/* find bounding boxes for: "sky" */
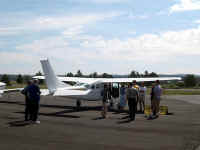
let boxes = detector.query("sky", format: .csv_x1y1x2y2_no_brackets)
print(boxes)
0,0,200,75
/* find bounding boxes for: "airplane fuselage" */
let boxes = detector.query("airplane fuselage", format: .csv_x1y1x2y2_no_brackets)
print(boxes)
53,84,103,101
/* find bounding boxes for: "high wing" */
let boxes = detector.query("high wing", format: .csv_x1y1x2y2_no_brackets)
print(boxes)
53,89,91,96
34,76,181,84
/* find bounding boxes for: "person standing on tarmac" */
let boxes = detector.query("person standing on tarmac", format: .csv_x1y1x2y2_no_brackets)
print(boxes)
27,79,41,124
138,82,146,113
101,84,109,118
107,83,113,107
119,84,126,110
21,80,32,121
126,83,139,121
150,83,155,111
152,80,162,117
132,80,139,112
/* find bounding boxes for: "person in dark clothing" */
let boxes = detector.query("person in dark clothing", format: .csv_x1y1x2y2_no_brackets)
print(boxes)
21,80,32,121
150,83,155,115
126,83,139,121
107,83,113,107
27,80,41,124
101,84,110,118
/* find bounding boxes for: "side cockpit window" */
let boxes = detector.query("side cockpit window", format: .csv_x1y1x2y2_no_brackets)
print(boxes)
96,84,101,89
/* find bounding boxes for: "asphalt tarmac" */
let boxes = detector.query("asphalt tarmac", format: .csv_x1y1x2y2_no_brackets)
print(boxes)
0,93,200,150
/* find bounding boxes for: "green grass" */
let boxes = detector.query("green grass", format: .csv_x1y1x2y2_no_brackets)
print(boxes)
146,88,200,95
162,90,200,95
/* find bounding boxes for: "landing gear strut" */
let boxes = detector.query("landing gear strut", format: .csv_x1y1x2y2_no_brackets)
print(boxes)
76,100,81,111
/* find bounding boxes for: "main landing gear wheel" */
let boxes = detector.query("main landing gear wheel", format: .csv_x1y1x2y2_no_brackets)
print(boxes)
76,100,81,111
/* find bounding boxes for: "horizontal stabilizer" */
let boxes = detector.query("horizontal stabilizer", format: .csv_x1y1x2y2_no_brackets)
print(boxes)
40,89,50,96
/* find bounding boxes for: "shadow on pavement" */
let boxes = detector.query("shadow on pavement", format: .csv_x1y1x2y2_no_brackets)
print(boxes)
15,111,81,119
92,117,105,120
8,120,30,127
117,119,133,124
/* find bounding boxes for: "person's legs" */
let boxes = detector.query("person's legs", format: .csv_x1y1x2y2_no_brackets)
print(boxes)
138,96,142,112
135,99,138,112
128,100,132,119
129,99,135,120
152,99,156,116
142,96,145,113
132,98,136,120
25,99,29,121
155,100,160,115
102,101,107,118
32,101,39,121
29,101,34,121
150,97,153,110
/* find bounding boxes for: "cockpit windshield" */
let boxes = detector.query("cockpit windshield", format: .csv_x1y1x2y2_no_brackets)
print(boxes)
74,82,90,88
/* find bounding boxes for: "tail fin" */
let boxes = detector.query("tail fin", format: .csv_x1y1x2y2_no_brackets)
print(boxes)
40,59,70,94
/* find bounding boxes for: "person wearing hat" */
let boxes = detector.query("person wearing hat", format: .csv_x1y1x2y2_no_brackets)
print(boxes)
126,83,139,121
27,79,41,124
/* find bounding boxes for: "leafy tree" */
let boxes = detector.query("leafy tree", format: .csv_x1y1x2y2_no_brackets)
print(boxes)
89,72,98,78
35,71,42,76
184,74,196,87
1,74,10,85
149,72,158,77
129,70,137,78
35,71,44,84
144,70,149,77
16,74,23,84
75,70,83,77
136,72,140,77
66,72,74,77
101,73,112,78
176,81,185,88
23,75,32,83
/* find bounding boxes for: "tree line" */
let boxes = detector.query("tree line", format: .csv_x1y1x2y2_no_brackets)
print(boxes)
0,70,199,88
66,70,159,78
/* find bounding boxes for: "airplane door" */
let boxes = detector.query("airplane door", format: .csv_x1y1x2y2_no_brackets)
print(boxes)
84,83,103,101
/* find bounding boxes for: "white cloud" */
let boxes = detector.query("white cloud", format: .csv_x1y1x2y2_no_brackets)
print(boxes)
0,12,123,37
170,0,200,13
62,25,84,38
16,36,69,55
13,25,200,74
128,11,149,20
194,19,200,23
0,27,24,36
129,31,136,35
79,26,200,63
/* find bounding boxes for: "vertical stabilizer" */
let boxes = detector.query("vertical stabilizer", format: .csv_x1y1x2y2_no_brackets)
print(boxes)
40,59,69,94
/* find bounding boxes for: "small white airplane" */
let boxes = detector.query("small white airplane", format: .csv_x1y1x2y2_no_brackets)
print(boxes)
34,59,181,109
0,82,23,97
